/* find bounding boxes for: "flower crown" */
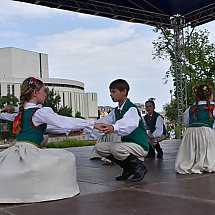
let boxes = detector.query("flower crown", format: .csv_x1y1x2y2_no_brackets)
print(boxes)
192,85,212,93
192,86,198,93
28,77,38,87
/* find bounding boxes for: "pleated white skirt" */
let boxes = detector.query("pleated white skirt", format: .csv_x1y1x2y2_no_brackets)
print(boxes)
0,142,80,203
175,127,215,174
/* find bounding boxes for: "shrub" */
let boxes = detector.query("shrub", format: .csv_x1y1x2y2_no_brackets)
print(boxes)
45,139,96,148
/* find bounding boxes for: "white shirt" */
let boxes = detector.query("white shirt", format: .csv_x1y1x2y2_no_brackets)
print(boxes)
84,100,141,138
0,103,95,135
183,101,215,128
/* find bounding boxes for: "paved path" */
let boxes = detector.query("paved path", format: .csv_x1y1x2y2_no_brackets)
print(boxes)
1,140,215,215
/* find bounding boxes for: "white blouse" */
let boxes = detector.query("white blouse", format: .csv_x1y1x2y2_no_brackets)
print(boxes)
0,102,95,135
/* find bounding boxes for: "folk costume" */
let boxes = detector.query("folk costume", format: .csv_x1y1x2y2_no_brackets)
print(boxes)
175,101,215,174
143,111,166,159
0,102,95,203
86,99,149,182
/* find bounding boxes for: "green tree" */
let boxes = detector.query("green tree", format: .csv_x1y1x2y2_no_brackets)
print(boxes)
0,94,19,108
0,94,18,140
58,106,73,117
43,88,61,112
153,29,215,122
75,111,85,119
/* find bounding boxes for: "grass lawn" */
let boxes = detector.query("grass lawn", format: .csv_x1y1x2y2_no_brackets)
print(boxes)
46,139,96,148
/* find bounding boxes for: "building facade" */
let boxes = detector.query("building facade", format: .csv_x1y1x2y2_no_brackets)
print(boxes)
0,47,98,119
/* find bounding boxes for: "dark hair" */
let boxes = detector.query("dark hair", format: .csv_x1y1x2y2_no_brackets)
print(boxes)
192,84,213,120
145,100,155,108
109,79,130,96
13,77,44,134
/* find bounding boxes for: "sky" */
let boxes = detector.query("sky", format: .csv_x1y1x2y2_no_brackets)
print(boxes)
0,0,215,111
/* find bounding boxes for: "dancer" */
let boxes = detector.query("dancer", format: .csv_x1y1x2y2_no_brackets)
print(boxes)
175,84,215,174
86,79,149,182
143,100,166,159
0,77,104,203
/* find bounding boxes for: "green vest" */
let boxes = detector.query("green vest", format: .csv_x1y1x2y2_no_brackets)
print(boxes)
16,108,47,146
115,99,149,151
189,104,214,128
144,111,166,135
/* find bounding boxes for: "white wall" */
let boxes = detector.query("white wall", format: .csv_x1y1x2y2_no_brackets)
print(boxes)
0,47,98,119
0,47,49,79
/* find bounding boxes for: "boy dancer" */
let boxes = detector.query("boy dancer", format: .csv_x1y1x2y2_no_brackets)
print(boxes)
86,79,149,182
143,100,166,159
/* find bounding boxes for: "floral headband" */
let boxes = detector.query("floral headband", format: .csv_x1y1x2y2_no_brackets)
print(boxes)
28,77,38,87
192,86,198,93
192,85,212,93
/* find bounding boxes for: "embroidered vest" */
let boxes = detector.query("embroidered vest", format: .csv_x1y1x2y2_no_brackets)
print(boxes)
144,112,166,135
16,108,47,146
115,99,149,151
189,104,214,128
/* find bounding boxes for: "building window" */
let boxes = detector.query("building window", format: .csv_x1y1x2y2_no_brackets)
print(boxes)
63,92,65,107
12,85,15,95
7,84,10,94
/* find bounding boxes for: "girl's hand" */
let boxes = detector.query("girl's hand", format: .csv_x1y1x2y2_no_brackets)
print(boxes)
1,105,15,112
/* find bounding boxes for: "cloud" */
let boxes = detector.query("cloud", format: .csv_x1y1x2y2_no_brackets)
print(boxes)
0,0,54,25
32,23,170,110
2,1,213,111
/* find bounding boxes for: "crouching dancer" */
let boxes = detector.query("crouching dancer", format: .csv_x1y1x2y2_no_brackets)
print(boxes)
86,79,149,182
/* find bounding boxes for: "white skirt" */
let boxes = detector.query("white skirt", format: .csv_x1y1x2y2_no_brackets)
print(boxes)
175,127,215,174
0,142,80,203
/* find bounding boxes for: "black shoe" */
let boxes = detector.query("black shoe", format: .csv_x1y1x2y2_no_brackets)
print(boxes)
90,157,102,160
145,153,155,158
145,144,155,158
115,168,134,181
154,143,163,159
156,148,163,159
130,161,148,182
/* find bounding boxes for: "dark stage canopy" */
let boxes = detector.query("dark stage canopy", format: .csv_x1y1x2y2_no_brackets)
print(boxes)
13,0,215,28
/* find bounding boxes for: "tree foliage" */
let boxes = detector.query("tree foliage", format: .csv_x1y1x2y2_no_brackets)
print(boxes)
58,106,73,116
75,111,85,119
0,94,19,108
153,28,215,123
43,88,61,112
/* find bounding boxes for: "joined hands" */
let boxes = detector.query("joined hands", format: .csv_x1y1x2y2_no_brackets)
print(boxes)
94,122,114,134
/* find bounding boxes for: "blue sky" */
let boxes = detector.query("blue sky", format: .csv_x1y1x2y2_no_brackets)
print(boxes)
1,0,215,111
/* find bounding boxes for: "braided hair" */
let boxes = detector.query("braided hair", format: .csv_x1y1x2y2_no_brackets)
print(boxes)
192,84,213,120
13,77,44,134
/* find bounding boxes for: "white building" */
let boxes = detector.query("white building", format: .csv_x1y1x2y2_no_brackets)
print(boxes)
0,47,98,119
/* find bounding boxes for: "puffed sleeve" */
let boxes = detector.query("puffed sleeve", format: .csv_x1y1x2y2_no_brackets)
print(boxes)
0,112,17,122
32,107,94,131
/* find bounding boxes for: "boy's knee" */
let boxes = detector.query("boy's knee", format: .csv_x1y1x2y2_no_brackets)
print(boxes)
94,142,102,151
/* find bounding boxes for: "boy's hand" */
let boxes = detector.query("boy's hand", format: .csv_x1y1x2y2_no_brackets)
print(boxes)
147,132,154,143
100,125,114,134
94,122,108,131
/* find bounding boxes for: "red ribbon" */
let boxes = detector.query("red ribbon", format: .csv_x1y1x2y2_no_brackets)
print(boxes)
13,114,21,134
191,106,198,113
204,105,215,111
